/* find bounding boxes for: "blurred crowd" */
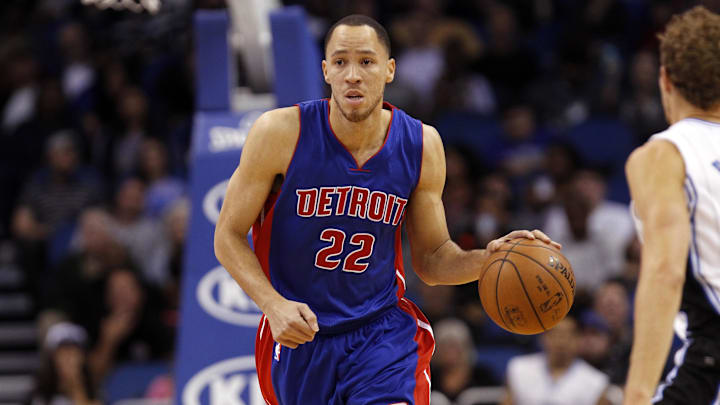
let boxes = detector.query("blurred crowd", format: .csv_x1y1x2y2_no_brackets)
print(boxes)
0,0,712,404
0,0,193,403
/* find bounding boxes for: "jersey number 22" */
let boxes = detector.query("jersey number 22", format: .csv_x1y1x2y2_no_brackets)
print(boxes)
315,228,375,273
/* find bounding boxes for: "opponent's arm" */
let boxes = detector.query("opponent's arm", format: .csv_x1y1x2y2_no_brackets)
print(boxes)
623,140,689,405
406,125,559,286
214,107,318,348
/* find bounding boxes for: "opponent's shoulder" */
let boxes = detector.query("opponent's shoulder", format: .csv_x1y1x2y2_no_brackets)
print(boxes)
626,138,683,177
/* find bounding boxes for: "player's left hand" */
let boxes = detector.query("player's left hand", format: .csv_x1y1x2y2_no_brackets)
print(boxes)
486,229,562,253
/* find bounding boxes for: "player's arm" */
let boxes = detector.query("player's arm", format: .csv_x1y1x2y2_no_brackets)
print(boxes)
214,107,318,348
406,125,559,286
623,140,690,405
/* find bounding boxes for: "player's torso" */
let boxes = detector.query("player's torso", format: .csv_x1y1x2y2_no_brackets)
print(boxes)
635,118,720,336
258,99,423,333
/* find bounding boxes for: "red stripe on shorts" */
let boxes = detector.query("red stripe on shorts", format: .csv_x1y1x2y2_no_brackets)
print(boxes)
255,315,279,405
397,298,435,405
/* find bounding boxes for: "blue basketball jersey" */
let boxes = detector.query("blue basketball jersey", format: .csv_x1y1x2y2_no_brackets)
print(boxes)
252,99,423,334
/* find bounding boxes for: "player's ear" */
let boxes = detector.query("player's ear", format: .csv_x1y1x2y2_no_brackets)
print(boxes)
659,66,673,94
385,58,395,84
322,60,331,84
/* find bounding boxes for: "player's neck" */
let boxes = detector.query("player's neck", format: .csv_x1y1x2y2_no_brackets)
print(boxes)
669,97,720,125
329,98,390,154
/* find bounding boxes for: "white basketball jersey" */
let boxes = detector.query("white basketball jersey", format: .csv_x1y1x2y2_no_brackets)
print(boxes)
634,118,720,335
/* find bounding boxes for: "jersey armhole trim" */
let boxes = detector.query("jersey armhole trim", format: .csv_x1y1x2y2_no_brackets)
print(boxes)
283,104,303,177
414,121,425,192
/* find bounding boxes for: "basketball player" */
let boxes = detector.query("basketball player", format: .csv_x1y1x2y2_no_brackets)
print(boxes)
214,15,559,404
623,6,720,405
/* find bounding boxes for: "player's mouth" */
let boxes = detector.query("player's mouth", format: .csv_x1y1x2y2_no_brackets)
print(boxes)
344,90,364,106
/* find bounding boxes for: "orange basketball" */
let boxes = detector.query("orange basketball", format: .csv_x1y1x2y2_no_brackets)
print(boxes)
478,238,575,335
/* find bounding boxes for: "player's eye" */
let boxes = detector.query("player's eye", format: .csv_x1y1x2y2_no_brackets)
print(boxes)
335,59,344,66
362,59,373,65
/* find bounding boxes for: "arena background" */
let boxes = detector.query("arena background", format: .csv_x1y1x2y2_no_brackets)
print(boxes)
0,0,718,404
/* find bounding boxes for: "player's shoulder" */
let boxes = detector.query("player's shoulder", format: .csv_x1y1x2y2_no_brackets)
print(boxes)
415,123,446,188
420,123,444,155
626,137,683,176
252,106,300,139
634,118,707,160
242,106,300,172
247,106,300,151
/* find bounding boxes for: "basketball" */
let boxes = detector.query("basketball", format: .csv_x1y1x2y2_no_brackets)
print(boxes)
478,238,575,335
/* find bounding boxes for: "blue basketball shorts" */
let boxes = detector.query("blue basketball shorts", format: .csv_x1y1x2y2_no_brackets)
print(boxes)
255,298,435,405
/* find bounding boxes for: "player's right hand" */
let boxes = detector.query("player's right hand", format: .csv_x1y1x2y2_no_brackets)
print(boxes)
265,299,319,349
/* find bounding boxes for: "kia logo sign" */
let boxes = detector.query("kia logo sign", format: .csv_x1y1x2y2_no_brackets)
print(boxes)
197,266,262,326
203,180,229,224
182,356,264,405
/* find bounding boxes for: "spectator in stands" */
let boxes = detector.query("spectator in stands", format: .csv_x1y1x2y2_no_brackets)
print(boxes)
159,197,189,311
109,177,169,286
11,131,102,287
94,60,130,132
543,169,634,294
619,50,666,144
88,267,174,383
592,278,632,385
29,322,100,405
112,87,149,180
431,318,497,404
12,131,101,241
138,138,185,219
543,142,581,191
473,174,512,247
58,22,96,106
5,77,73,195
578,310,613,375
417,282,456,323
619,236,641,292
390,0,482,119
442,149,475,247
1,41,39,134
502,314,612,405
432,37,496,118
510,174,555,231
475,4,539,105
495,104,550,178
43,208,130,333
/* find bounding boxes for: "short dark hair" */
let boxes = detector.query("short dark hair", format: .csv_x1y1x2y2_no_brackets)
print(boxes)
659,6,720,110
324,14,391,56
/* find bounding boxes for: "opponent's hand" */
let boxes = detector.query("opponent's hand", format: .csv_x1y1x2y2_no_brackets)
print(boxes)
265,299,319,349
486,229,562,253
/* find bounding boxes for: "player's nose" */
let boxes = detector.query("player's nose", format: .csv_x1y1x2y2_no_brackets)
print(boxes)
344,63,361,83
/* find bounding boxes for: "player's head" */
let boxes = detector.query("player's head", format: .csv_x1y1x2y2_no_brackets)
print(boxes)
658,6,720,123
322,15,395,123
